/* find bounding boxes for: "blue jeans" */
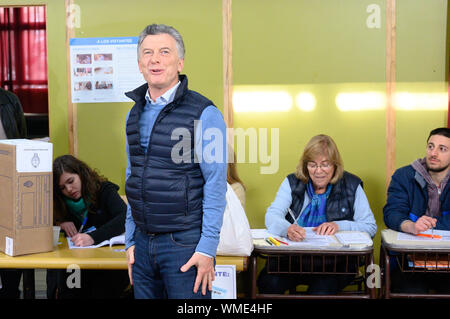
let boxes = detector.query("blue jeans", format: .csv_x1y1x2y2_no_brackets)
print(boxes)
133,227,212,299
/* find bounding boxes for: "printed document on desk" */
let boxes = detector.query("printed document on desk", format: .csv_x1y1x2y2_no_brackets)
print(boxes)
67,233,125,249
279,228,337,247
251,229,269,239
397,229,450,242
252,228,337,246
335,232,373,245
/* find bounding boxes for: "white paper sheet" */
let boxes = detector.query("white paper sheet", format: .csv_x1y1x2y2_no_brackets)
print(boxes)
275,228,337,247
67,234,125,249
397,229,450,242
252,227,338,247
69,37,144,103
335,232,373,245
250,229,269,239
0,139,52,172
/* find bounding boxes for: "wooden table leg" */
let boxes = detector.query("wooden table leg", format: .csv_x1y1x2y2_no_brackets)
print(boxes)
382,246,391,299
250,254,257,299
368,252,376,299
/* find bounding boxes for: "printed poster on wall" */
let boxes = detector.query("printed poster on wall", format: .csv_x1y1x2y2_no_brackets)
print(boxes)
69,37,144,103
212,265,236,299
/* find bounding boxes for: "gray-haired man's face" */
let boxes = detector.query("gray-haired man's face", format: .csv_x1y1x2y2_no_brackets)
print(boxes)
138,33,184,98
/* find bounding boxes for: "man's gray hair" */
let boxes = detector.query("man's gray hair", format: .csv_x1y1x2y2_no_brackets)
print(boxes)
137,24,185,59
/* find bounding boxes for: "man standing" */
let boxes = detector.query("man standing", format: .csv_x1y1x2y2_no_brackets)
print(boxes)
383,127,450,293
124,24,227,299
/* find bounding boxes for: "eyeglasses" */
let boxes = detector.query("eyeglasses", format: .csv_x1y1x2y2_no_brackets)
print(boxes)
307,162,333,171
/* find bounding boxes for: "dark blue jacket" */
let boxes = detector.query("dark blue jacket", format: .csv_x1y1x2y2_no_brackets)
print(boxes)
125,75,214,233
383,165,450,231
286,171,362,224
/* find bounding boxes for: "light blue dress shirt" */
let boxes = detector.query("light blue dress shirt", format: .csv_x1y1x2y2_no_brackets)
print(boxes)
265,177,377,238
124,82,227,258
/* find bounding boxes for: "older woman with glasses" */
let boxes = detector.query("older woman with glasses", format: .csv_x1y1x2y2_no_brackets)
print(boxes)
257,134,377,295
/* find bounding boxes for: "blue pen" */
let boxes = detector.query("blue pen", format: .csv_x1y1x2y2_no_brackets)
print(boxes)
78,212,88,233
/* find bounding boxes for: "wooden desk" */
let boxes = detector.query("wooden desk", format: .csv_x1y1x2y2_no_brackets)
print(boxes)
0,236,248,298
250,233,376,299
380,229,450,299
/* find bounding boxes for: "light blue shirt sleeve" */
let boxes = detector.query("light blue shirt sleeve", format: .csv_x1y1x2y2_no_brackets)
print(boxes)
265,180,377,238
265,177,293,237
194,105,227,257
124,111,136,250
334,185,378,238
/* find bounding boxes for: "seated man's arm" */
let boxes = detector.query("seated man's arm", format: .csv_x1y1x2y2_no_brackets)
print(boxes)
383,170,415,232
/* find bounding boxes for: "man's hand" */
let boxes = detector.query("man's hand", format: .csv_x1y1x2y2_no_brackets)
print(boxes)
180,252,214,295
414,216,437,234
71,233,94,247
287,224,306,241
314,222,339,236
126,245,135,285
401,216,437,235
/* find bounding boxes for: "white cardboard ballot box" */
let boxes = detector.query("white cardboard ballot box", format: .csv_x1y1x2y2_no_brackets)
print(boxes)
0,139,53,256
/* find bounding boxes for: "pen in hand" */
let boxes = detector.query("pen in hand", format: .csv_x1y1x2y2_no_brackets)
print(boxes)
431,217,437,238
78,213,88,233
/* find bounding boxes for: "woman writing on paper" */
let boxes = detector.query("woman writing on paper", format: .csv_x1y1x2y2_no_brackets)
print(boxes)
257,134,377,295
54,155,126,247
47,155,129,298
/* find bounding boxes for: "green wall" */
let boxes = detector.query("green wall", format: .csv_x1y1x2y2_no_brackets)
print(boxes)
68,0,224,189
396,0,448,166
2,0,223,188
2,0,448,265
232,0,448,261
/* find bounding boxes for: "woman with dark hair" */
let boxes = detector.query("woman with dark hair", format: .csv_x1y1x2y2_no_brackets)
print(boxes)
257,134,377,295
47,155,129,298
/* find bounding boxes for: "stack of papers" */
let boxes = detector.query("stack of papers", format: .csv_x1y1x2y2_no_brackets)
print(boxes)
397,229,450,242
288,227,337,246
250,229,269,239
67,233,125,249
251,228,337,247
335,232,373,246
251,228,373,247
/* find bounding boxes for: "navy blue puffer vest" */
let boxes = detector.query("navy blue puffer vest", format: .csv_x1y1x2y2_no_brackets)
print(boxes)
286,171,362,224
125,75,214,233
